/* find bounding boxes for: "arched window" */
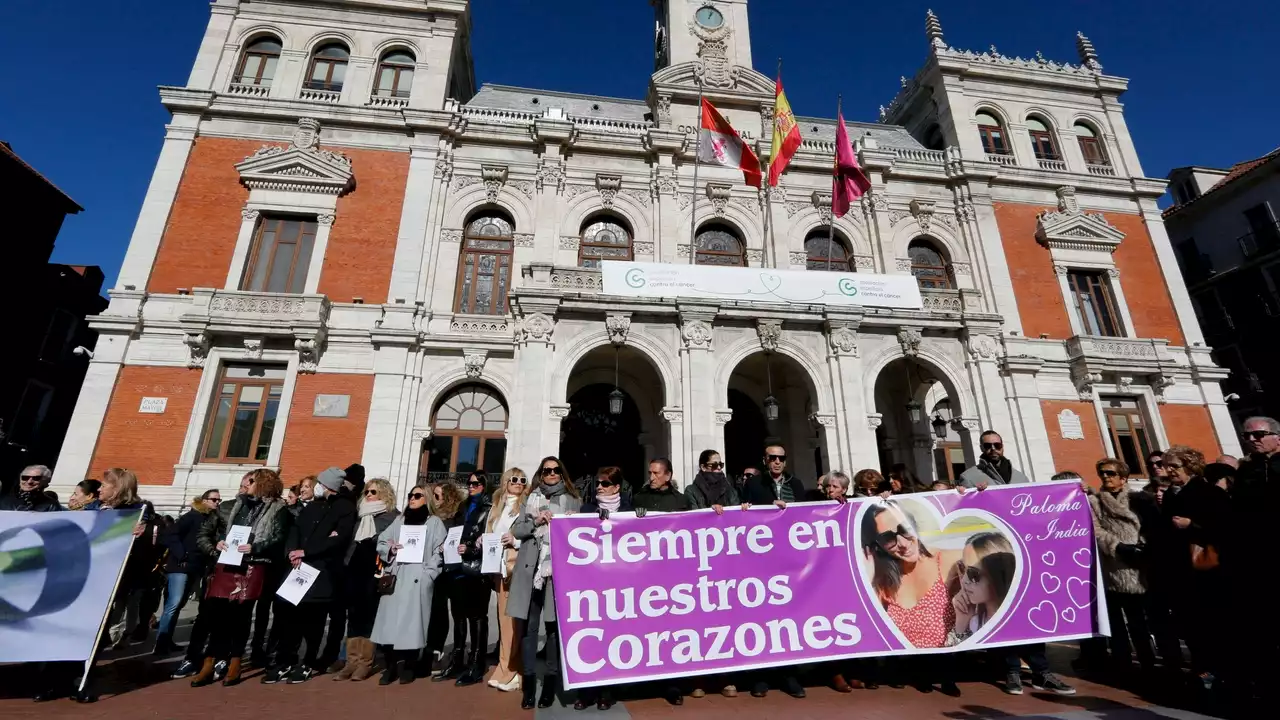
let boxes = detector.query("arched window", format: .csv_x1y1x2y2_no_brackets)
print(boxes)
233,36,281,87
923,124,945,151
578,216,633,268
374,50,415,98
1074,122,1108,166
423,384,508,483
804,230,852,271
695,223,745,266
305,43,349,92
455,212,514,315
1026,117,1060,161
908,238,952,289
975,112,1010,156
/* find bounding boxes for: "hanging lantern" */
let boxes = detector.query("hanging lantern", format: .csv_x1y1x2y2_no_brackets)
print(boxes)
763,394,780,421
608,388,625,416
931,413,948,439
906,400,923,424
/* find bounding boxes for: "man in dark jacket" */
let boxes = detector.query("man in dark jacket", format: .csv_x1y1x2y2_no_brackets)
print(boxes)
743,444,805,508
1229,417,1279,693
633,458,691,513
0,465,61,511
268,466,355,684
153,489,220,654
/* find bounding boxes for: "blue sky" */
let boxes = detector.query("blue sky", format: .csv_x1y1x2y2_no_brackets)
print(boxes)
1,0,1275,288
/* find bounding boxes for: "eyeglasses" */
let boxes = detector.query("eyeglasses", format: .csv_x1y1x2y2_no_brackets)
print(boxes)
364,489,379,496
875,524,914,548
1242,430,1278,441
540,467,562,477
1148,459,1164,467
766,454,786,462
1098,470,1120,478
961,564,985,584
208,497,222,504
981,442,1003,450
597,480,618,488
1165,462,1184,470
408,492,426,500
468,480,485,487
508,476,528,485
742,471,759,478
703,462,724,470
20,475,43,482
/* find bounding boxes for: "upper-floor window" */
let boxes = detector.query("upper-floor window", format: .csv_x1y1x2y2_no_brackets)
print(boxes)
923,124,945,151
695,223,745,266
1074,122,1108,166
1101,397,1152,480
975,112,1010,156
39,309,78,363
234,36,282,87
374,50,415,98
456,212,514,315
1243,203,1280,253
201,365,286,464
804,230,852,271
242,215,318,294
1026,117,1060,161
578,216,633,268
305,43,349,92
1067,269,1122,336
908,238,952,289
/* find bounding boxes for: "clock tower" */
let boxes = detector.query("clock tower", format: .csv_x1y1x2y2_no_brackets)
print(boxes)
654,0,754,75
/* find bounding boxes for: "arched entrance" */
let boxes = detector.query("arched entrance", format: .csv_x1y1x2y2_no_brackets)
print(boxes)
420,383,508,485
873,357,973,483
558,344,666,492
726,352,826,486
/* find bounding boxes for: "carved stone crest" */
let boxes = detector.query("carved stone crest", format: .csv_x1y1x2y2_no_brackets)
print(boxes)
464,350,488,379
183,332,210,369
243,337,264,361
689,20,739,89
518,312,554,343
596,174,622,209
756,319,782,353
897,327,923,357
828,326,859,356
605,314,631,346
481,165,508,203
681,319,713,349
966,332,999,361
295,338,321,373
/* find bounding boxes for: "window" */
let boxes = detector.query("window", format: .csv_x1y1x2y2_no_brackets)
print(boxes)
1102,397,1152,480
456,212,514,315
305,43,349,92
374,50,415,98
578,216,633,268
10,380,54,447
39,309,78,363
1243,203,1280,251
242,215,318,294
1067,269,1122,336
1074,122,1108,166
233,36,281,86
422,384,508,483
908,238,952,289
975,112,1010,155
201,365,286,464
1026,117,1059,161
804,231,852,271
694,224,745,266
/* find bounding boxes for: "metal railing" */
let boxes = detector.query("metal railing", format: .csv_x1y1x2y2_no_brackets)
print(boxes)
1238,222,1280,259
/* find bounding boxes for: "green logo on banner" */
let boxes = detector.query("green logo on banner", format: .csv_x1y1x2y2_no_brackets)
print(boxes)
838,278,858,297
625,268,646,288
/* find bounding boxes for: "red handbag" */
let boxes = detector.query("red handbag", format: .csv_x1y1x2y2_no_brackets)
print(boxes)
206,563,267,603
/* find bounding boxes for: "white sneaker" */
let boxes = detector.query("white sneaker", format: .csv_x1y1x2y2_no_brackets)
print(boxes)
494,675,521,692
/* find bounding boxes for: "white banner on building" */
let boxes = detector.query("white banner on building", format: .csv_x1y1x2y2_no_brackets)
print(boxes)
0,510,138,662
601,261,923,310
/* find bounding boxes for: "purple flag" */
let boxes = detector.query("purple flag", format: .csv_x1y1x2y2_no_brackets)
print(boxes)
833,110,871,217
551,482,1105,689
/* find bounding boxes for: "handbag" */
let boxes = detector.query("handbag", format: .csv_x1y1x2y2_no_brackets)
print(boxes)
1190,543,1219,571
375,557,397,595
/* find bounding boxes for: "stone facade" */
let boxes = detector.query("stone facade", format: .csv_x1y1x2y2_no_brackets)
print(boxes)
51,1,1238,511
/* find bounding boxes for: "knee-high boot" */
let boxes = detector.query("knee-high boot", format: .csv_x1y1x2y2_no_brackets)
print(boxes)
433,616,467,681
456,617,486,686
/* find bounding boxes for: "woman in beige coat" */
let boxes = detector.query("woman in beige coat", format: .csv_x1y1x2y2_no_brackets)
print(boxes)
1087,458,1156,672
485,467,531,692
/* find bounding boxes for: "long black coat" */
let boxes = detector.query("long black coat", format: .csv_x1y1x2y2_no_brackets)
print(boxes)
453,494,492,566
163,499,217,574
285,495,356,603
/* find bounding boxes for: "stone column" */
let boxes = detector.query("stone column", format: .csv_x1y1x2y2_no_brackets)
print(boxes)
663,408,687,490
186,0,237,90
113,115,200,292
386,138,443,302
509,302,560,471
678,306,718,472
824,316,876,473
1002,354,1056,482
360,306,420,489
962,328,1035,473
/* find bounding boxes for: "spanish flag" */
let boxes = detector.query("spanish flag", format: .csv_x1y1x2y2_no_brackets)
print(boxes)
767,77,802,186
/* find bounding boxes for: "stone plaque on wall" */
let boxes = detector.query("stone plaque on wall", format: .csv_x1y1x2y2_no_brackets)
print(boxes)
1057,409,1084,440
139,397,168,414
314,394,350,418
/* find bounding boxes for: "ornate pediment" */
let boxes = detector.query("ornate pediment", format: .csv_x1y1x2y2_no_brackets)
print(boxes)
236,118,354,195
1036,186,1124,252
650,61,773,98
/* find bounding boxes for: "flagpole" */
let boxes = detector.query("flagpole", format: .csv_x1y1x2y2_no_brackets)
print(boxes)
826,94,842,273
766,57,781,270
689,76,704,265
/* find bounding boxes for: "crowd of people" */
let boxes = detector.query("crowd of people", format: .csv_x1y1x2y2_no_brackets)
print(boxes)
2,415,1273,712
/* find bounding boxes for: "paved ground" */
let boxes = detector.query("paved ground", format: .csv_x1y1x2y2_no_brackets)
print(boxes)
0,602,1233,720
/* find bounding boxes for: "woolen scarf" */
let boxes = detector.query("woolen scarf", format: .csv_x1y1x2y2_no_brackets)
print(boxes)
693,471,732,505
402,504,430,526
596,492,622,513
354,500,387,543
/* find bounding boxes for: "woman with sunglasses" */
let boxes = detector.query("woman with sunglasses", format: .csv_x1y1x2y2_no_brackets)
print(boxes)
486,468,532,692
572,466,633,710
686,449,739,513
950,531,1015,644
510,456,581,710
425,483,464,677
445,471,494,686
331,479,400,681
371,483,448,685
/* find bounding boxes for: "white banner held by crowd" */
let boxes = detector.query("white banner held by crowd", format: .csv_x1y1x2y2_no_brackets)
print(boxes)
601,261,923,310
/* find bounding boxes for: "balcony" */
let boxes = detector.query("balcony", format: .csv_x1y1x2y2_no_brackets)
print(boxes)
227,82,270,98
181,289,330,336
1086,163,1116,177
299,87,341,104
367,93,409,109
985,152,1016,166
1037,158,1067,172
1065,334,1175,373
1238,222,1280,259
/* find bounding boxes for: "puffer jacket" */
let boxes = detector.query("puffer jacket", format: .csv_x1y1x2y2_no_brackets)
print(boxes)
1088,489,1146,595
163,498,217,574
197,494,290,564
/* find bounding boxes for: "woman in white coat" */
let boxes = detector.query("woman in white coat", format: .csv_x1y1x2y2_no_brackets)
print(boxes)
371,484,447,685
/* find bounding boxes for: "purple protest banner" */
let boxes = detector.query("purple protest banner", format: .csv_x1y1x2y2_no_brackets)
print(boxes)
550,481,1107,689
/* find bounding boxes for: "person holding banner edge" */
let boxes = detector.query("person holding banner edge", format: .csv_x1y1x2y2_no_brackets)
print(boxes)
573,466,634,710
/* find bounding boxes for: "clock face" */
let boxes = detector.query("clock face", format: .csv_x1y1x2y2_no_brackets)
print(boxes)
695,5,724,29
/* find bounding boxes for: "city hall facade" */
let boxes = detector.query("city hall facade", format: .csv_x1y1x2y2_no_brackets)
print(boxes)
53,0,1239,509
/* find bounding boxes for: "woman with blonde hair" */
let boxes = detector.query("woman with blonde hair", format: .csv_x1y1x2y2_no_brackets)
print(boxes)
191,468,289,687
486,468,531,691
951,531,1016,643
98,468,158,648
426,481,465,675
333,478,400,681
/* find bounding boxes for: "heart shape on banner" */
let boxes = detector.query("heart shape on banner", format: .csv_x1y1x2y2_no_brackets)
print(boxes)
1066,576,1095,609
1061,606,1077,623
1026,600,1059,634
853,497,1022,650
1040,571,1061,594
1041,551,1056,567
1072,548,1092,568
